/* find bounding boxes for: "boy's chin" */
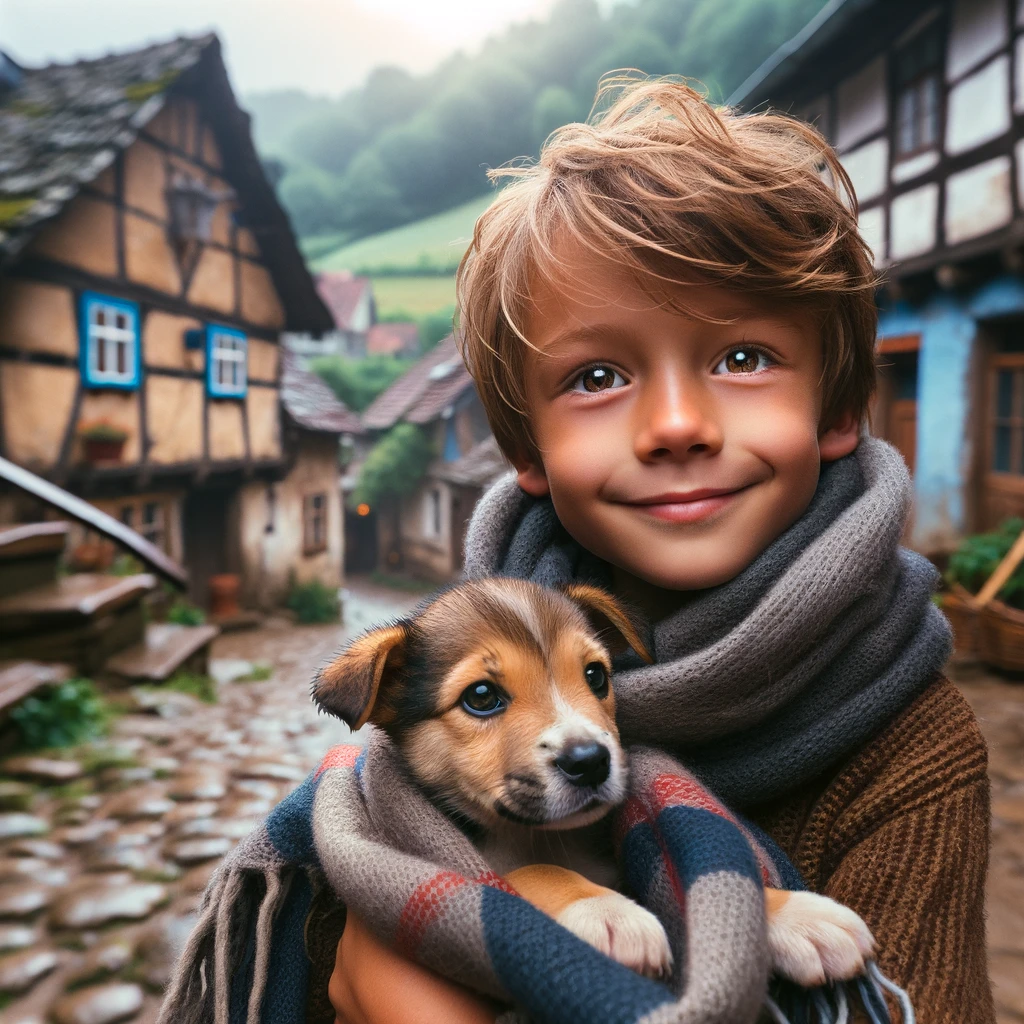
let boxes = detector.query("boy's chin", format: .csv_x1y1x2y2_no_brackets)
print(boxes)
609,544,760,592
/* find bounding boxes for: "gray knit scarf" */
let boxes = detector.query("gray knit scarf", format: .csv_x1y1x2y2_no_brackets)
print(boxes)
463,437,951,808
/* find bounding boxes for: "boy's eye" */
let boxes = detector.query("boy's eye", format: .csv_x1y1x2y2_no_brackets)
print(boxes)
713,348,773,375
572,365,627,393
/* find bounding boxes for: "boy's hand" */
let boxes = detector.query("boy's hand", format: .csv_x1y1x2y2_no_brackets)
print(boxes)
328,911,500,1024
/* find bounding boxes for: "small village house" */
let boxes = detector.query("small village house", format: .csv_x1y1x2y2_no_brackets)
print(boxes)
285,270,375,359
355,334,505,580
0,35,355,610
731,0,1024,553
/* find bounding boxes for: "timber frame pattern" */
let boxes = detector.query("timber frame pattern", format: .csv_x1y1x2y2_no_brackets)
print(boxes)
0,35,333,500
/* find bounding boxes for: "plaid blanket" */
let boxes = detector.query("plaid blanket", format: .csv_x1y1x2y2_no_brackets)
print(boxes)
158,733,908,1024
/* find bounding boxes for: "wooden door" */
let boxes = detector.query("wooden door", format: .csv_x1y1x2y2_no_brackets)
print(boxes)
888,398,917,476
979,353,1024,529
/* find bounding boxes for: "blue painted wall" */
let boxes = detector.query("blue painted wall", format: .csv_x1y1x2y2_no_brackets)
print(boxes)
878,275,1024,549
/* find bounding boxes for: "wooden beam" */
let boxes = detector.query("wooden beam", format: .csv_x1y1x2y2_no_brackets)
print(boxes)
53,381,84,486
877,334,921,355
114,152,126,280
0,454,188,588
8,258,282,341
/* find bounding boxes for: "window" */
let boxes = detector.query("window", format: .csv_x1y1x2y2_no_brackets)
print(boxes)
303,493,328,555
894,24,942,158
80,293,140,389
989,356,1024,475
206,324,247,397
117,497,169,551
423,487,442,539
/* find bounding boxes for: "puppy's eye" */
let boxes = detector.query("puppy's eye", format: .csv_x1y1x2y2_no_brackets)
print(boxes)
461,681,506,717
584,662,609,698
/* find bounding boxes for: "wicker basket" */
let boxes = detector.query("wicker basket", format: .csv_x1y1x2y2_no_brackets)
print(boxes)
978,598,1024,673
940,584,979,657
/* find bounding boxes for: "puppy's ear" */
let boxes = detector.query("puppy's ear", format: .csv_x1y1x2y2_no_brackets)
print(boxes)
561,584,653,664
312,621,410,730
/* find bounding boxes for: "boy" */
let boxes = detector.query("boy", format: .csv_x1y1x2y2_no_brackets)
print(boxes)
332,78,993,1023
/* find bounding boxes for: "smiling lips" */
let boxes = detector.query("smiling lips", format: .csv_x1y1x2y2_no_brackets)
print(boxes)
624,486,747,524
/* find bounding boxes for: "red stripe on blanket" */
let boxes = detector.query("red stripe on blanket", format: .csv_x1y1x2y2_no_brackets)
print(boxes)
651,774,776,886
313,744,361,779
475,870,518,896
395,870,469,956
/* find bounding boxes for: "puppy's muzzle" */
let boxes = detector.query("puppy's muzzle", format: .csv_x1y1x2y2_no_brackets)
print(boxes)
555,741,611,788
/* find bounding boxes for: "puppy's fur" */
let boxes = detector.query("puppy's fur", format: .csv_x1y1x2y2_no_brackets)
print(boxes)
314,578,873,985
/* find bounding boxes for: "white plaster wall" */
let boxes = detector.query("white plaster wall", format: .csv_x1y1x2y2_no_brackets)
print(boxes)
1015,138,1024,207
351,291,373,333
858,206,886,265
948,0,1009,81
945,155,1012,244
892,150,940,184
835,57,887,151
890,183,939,259
946,55,1011,154
1015,35,1024,111
842,138,888,202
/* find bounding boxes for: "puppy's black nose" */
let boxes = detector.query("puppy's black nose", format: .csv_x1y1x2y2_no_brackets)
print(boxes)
555,742,610,787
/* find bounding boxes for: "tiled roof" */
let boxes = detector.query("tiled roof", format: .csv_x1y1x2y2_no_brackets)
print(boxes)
0,35,333,332
281,351,362,434
316,272,371,332
435,436,509,488
0,36,210,260
366,321,420,356
361,334,475,430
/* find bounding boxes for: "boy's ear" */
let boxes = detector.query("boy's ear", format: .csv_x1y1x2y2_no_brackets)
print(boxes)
311,621,410,730
513,457,550,498
819,411,860,462
561,583,654,664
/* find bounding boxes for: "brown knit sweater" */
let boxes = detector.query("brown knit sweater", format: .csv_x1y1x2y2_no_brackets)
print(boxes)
751,675,994,1023
306,676,994,1023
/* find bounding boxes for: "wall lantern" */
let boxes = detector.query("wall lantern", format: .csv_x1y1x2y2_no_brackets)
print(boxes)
167,174,234,244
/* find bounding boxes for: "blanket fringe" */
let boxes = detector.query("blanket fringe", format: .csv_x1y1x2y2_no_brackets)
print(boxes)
246,869,291,1024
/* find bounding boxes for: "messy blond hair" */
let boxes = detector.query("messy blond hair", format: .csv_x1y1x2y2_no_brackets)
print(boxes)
456,76,878,464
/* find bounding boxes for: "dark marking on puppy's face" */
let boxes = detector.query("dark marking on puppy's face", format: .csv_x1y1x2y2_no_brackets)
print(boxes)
312,578,652,832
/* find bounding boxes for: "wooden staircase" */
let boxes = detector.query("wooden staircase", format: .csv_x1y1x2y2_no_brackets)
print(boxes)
0,521,218,717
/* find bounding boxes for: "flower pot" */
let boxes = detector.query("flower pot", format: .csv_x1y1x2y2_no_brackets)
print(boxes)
209,573,241,620
940,583,978,657
978,598,1024,673
82,437,125,464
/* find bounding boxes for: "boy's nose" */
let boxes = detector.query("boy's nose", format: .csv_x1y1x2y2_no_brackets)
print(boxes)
555,742,611,787
634,379,723,461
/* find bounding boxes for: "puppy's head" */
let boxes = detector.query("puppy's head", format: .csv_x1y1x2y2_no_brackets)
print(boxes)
312,578,651,832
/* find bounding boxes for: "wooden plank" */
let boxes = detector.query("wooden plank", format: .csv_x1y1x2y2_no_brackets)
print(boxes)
974,527,1024,608
0,573,155,622
105,622,219,681
0,661,72,714
0,454,187,587
877,333,921,355
0,523,69,560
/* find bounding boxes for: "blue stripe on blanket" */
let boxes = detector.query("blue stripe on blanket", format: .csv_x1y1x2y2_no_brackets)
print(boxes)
655,804,761,887
261,869,314,1024
481,885,674,1024
266,772,323,866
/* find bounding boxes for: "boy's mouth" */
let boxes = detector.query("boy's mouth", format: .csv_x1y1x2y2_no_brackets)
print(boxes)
624,485,749,524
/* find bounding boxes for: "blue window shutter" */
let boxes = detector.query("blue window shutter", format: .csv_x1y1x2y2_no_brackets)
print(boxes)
205,324,248,398
78,292,141,390
442,419,460,461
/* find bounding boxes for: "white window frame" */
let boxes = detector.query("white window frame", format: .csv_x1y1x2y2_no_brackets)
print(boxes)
206,324,248,398
80,293,139,389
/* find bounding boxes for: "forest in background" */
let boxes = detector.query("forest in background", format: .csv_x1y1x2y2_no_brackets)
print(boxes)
245,0,828,243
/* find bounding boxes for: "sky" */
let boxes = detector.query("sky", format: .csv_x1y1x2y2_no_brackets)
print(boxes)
1,0,563,98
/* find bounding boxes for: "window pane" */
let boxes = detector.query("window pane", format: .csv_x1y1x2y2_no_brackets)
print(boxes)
143,502,158,525
921,76,939,147
897,90,916,154
120,506,134,527
95,308,106,327
116,340,127,375
116,314,126,331
96,338,107,372
998,370,1014,417
995,424,1012,471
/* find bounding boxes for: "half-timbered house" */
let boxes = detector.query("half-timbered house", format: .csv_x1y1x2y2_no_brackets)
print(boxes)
731,0,1024,553
0,35,349,608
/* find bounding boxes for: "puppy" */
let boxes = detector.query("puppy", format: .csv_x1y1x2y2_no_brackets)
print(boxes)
312,577,873,985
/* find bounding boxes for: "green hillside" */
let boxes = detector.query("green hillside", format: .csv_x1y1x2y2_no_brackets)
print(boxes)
311,194,493,275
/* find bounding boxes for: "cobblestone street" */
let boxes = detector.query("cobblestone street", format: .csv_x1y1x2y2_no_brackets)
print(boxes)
0,579,422,1024
0,581,1022,1023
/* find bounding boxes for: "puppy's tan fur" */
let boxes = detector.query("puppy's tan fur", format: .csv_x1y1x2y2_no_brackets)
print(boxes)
314,578,874,984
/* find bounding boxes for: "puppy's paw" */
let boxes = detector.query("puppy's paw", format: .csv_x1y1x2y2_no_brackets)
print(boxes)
557,892,673,979
767,891,874,987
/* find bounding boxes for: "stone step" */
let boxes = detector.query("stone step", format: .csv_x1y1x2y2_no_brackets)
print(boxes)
104,623,220,683
0,661,73,718
0,523,69,601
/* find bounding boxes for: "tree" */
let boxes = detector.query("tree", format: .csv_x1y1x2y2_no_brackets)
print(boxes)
310,354,411,412
290,107,368,178
277,163,342,237
532,86,581,146
350,424,434,509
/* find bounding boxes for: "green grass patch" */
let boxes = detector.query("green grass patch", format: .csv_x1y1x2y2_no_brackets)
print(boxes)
10,679,108,750
312,194,492,276
0,197,34,226
369,275,456,318
235,663,274,683
78,744,137,775
167,599,206,626
162,672,218,704
287,579,341,624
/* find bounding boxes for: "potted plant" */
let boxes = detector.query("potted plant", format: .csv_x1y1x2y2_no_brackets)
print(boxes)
78,419,129,464
946,518,1024,668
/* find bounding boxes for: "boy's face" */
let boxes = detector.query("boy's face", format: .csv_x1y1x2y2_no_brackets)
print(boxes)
514,250,860,591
